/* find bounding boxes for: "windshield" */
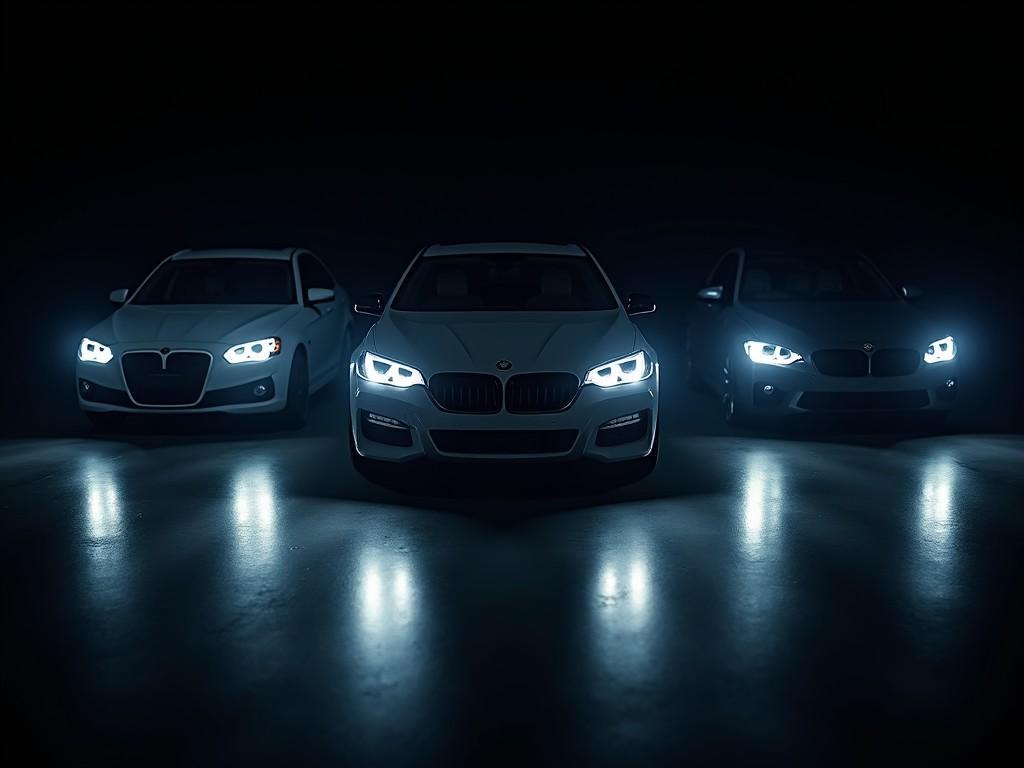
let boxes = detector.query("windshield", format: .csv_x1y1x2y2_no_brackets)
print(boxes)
739,253,899,301
132,259,296,305
391,254,618,311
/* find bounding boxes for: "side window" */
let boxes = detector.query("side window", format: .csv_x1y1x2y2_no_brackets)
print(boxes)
298,253,335,301
707,251,739,302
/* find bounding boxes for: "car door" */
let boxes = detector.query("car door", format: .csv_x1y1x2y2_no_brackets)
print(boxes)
691,249,740,389
297,251,343,386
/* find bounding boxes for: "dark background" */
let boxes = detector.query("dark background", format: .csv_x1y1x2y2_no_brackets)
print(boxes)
3,3,1022,434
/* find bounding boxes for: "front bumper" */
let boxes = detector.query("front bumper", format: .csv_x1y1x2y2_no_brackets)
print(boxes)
733,357,960,415
77,344,290,415
350,366,659,462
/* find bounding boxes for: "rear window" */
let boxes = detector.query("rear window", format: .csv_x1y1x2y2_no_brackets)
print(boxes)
391,254,618,311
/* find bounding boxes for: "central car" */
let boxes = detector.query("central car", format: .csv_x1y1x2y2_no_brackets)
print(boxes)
349,243,659,470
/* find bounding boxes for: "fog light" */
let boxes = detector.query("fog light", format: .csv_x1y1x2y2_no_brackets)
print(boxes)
596,410,650,447
762,384,775,395
81,381,91,392
600,412,641,430
253,383,268,397
367,412,407,428
361,410,413,447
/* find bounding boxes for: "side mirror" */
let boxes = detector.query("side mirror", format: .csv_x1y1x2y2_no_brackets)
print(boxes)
109,288,129,304
625,293,656,316
697,285,723,302
901,285,924,300
307,287,335,304
354,292,385,316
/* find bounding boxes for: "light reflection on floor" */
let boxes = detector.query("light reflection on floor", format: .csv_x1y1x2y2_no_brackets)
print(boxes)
229,460,280,576
913,453,961,605
339,541,426,728
9,433,1015,761
76,454,132,626
591,529,658,688
731,449,788,663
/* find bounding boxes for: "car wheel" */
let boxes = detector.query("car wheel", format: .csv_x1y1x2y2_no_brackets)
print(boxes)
85,411,126,432
280,348,309,429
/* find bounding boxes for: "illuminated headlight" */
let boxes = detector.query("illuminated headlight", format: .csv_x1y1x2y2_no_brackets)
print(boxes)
223,337,281,364
743,340,803,366
924,336,956,364
357,351,425,388
584,351,653,388
78,337,113,364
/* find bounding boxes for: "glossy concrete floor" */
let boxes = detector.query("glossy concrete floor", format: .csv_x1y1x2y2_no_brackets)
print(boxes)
3,389,1023,764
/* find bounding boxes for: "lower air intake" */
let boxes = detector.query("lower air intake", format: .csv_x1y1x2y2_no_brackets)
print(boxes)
430,429,578,455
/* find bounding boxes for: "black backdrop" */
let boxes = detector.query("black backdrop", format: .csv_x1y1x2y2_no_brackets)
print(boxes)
4,4,1022,434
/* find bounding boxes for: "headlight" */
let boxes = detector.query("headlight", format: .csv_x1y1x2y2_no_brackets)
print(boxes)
357,351,425,388
583,350,653,388
78,337,113,364
924,336,956,364
223,337,281,364
743,340,803,366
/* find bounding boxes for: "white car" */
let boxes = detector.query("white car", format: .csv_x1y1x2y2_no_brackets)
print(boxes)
349,242,660,470
687,245,960,424
76,248,352,429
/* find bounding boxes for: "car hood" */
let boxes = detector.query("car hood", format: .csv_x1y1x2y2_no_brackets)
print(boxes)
369,310,639,376
90,304,301,345
735,300,944,351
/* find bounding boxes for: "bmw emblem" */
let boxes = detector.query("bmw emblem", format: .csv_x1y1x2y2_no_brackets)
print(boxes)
862,343,874,352
160,347,171,354
496,359,512,371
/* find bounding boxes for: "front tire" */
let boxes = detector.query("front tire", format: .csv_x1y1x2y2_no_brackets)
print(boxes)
280,349,309,429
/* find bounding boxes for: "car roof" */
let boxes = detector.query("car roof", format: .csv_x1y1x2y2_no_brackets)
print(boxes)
733,241,863,258
422,242,588,257
170,248,295,261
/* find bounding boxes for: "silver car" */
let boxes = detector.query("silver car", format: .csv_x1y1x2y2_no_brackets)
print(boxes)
687,246,960,424
349,242,659,468
76,248,352,429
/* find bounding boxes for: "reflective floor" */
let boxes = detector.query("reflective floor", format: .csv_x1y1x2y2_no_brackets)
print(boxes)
3,392,1023,763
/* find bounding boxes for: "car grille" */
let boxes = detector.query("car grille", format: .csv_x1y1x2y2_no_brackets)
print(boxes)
121,351,211,406
812,349,869,377
813,348,922,377
428,373,502,413
869,348,920,376
504,373,580,413
430,429,578,455
796,390,929,411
